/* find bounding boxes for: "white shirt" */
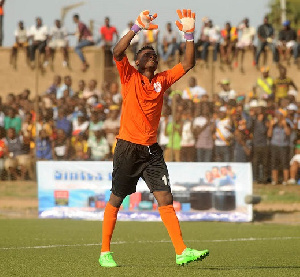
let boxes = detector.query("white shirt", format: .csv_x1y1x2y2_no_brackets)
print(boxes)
182,86,207,101
121,28,139,44
50,26,67,41
158,117,169,146
181,120,195,147
14,28,28,43
238,24,256,43
218,89,236,102
29,25,48,41
215,118,232,146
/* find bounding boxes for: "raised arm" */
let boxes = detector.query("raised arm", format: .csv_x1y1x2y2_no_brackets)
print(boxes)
113,10,158,61
175,9,196,72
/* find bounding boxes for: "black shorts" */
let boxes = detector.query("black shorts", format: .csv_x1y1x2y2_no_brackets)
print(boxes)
111,139,171,198
271,145,290,170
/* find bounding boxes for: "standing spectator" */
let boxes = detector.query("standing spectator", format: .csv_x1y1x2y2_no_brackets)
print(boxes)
158,104,171,152
143,29,159,51
180,109,195,162
52,129,70,160
286,103,298,161
83,79,100,100
277,20,298,65
158,22,178,63
28,17,48,69
4,128,30,180
72,14,94,72
102,105,120,157
56,108,72,138
288,138,300,185
4,108,22,134
75,79,86,98
56,75,74,99
121,21,139,59
164,112,182,162
218,79,236,102
10,21,29,69
88,111,103,139
109,82,122,105
248,106,270,184
268,109,291,185
71,132,88,160
182,77,206,103
72,111,89,136
45,75,61,95
234,18,256,72
36,130,52,160
253,66,274,100
274,65,298,104
87,128,110,161
255,16,275,68
193,104,214,162
220,22,238,66
214,106,233,162
100,17,119,48
195,17,210,60
46,19,69,68
234,120,251,162
0,0,5,46
201,20,220,63
0,126,7,179
0,104,5,127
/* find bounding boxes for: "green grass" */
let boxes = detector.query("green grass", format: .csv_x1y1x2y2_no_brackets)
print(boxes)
0,220,300,277
254,185,300,203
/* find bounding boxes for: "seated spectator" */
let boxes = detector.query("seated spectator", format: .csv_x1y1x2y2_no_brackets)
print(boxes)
88,111,103,139
158,22,178,63
253,66,275,100
182,77,206,103
52,129,70,160
268,109,291,185
214,106,234,162
75,79,86,98
10,21,29,69
72,14,94,72
234,18,256,72
220,22,238,66
21,112,35,139
0,103,5,127
56,75,74,99
201,19,220,63
46,19,69,68
100,16,119,49
288,139,300,185
195,17,210,60
164,111,182,162
158,104,171,152
218,79,236,102
102,105,120,157
36,129,52,160
36,113,53,138
255,16,275,68
71,132,88,160
274,65,298,104
87,128,110,161
28,17,48,69
4,108,22,134
4,128,31,180
193,103,214,162
56,108,72,138
276,20,298,65
45,75,61,95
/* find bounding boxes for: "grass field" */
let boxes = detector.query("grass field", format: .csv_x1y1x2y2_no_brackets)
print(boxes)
0,219,300,277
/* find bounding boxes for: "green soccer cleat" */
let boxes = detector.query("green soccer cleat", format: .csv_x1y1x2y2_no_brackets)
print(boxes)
99,252,117,267
176,248,209,266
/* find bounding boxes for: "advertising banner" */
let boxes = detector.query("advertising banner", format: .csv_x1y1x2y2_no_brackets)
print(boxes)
37,161,253,222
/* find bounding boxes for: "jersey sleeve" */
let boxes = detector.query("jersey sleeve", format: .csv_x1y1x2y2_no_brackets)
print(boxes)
114,55,136,84
160,63,185,90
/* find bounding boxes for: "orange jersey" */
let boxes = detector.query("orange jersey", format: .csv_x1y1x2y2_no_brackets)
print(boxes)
114,56,185,145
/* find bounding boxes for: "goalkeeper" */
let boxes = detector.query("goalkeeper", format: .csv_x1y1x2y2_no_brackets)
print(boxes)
99,9,209,267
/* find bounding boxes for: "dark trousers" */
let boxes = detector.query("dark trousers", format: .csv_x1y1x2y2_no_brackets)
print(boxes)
252,146,268,183
30,41,47,61
0,15,3,46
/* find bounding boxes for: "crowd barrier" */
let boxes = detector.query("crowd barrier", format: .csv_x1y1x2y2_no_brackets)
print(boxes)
37,161,253,222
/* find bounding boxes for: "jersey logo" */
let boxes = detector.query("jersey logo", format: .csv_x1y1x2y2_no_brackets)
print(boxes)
153,82,162,93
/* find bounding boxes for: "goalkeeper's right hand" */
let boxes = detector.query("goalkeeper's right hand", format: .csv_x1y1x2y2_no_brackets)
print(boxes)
131,10,158,34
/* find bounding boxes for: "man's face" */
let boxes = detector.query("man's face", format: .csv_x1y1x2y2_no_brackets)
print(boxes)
105,18,110,26
36,18,42,27
136,49,158,71
19,22,24,29
55,20,61,28
264,17,268,24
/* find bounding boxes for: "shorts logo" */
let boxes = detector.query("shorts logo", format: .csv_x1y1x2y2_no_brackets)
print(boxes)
153,82,162,93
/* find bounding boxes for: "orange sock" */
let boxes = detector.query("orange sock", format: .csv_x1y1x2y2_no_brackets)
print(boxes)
158,204,186,255
101,202,119,253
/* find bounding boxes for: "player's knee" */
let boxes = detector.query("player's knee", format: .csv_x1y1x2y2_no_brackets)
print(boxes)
153,191,173,207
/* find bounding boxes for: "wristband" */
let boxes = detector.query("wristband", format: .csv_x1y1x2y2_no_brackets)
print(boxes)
131,24,141,34
184,33,194,41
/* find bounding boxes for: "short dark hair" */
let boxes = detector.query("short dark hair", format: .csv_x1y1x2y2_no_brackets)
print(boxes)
134,45,155,61
73,14,80,20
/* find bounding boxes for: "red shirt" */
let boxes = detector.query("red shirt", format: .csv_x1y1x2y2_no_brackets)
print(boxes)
78,21,93,41
114,56,185,145
0,139,6,158
100,26,117,41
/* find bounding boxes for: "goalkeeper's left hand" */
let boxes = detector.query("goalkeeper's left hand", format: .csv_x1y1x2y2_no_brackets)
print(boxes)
175,9,196,41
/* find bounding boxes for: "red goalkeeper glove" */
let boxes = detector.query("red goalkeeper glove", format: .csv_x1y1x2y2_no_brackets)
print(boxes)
175,9,196,41
131,10,158,34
